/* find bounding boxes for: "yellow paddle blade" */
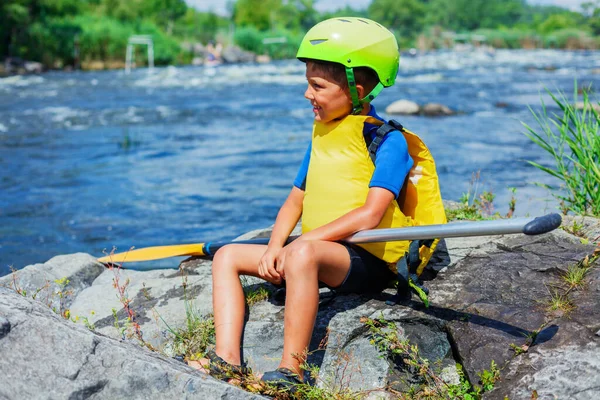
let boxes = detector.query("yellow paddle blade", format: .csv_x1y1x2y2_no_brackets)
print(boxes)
97,243,206,263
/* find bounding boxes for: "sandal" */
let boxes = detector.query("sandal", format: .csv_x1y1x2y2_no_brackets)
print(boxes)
204,349,252,382
261,367,303,392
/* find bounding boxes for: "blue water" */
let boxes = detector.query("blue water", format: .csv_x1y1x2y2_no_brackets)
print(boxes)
1,50,599,275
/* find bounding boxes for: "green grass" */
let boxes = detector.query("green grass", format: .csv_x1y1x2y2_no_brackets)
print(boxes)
362,316,500,399
522,85,600,217
445,172,518,221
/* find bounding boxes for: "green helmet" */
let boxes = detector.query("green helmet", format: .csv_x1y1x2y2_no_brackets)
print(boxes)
297,17,399,113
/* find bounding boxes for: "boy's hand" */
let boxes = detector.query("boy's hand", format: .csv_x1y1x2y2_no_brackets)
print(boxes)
258,246,282,284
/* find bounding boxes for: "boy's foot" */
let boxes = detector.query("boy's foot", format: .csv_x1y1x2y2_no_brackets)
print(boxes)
187,350,251,383
261,367,303,393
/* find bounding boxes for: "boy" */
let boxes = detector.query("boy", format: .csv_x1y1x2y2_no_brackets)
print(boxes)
190,17,440,388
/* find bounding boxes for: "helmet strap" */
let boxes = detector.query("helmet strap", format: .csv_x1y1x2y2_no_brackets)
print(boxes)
345,67,384,115
345,67,362,114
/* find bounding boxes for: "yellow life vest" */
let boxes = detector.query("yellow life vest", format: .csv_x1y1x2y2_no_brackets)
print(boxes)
373,120,447,275
302,114,446,275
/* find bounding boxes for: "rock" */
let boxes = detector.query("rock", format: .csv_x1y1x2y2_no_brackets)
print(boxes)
69,260,214,352
4,215,600,398
0,253,105,311
575,101,600,112
256,55,271,64
561,215,600,245
421,103,454,116
385,99,420,115
24,61,43,74
221,46,255,64
488,343,600,400
428,232,599,396
0,287,262,399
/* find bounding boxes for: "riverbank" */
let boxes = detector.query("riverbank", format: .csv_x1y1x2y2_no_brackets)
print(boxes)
1,215,598,398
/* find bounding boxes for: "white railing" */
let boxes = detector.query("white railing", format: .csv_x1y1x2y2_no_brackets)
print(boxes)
125,35,154,74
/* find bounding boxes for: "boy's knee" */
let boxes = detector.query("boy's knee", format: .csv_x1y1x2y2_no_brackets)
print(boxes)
212,244,238,271
285,241,318,274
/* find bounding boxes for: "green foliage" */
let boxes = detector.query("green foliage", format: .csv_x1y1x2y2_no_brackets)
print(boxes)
175,9,230,43
424,0,526,31
522,86,600,217
234,0,283,31
3,0,600,67
277,0,319,32
537,13,585,34
544,28,597,49
368,0,427,44
445,172,509,221
473,28,539,49
363,316,502,398
234,26,303,59
477,361,500,392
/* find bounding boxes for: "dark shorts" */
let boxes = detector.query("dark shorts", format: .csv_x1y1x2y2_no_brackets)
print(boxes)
327,243,397,294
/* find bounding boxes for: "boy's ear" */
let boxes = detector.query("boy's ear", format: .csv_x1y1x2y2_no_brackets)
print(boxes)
356,84,365,100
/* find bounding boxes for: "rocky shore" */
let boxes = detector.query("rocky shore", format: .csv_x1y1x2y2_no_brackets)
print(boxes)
1,215,599,399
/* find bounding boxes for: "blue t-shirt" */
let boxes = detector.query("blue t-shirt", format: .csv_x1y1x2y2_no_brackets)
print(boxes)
293,105,413,197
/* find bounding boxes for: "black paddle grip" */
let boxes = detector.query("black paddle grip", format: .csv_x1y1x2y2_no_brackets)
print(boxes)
523,213,562,235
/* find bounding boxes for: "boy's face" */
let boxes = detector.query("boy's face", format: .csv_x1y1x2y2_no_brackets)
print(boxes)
304,62,352,123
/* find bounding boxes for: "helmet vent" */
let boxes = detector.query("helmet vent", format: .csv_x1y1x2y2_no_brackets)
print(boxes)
357,19,369,24
337,19,352,23
310,39,328,45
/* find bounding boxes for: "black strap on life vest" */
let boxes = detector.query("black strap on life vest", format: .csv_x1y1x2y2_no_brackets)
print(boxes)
365,119,431,305
366,119,405,165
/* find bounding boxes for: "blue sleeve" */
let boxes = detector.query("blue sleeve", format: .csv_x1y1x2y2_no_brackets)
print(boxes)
293,143,311,190
369,131,413,197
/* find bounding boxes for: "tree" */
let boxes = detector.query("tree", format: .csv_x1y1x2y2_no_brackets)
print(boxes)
582,1,600,34
368,0,426,40
425,0,526,31
233,0,283,31
142,0,187,33
277,0,318,32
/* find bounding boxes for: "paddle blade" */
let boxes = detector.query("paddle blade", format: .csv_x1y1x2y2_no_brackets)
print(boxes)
97,243,206,263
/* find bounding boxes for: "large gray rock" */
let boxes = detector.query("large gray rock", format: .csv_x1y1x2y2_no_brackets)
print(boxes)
421,103,455,116
427,232,600,398
69,261,214,352
0,287,263,400
385,99,420,115
3,216,599,398
0,253,105,311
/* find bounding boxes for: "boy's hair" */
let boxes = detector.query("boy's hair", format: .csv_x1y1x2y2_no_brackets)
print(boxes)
308,60,380,96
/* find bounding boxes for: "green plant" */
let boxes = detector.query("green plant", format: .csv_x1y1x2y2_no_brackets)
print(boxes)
158,268,216,360
244,285,271,306
446,172,504,221
545,286,576,315
477,360,500,392
507,187,517,218
522,85,600,217
363,316,462,398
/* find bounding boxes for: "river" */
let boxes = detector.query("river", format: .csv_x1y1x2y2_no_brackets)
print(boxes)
1,49,598,275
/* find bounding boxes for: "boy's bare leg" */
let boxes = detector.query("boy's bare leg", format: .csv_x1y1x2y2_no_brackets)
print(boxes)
278,240,351,378
188,243,271,371
212,244,273,364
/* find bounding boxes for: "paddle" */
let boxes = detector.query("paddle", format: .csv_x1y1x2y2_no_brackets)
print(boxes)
98,213,562,264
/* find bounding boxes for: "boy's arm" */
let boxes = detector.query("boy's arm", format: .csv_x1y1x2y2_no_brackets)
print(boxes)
268,186,304,249
299,187,395,242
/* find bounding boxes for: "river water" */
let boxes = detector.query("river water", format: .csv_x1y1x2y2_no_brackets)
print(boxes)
1,49,598,275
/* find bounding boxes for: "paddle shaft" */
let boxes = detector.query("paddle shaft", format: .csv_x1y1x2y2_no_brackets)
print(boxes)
201,214,562,255
98,213,561,264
